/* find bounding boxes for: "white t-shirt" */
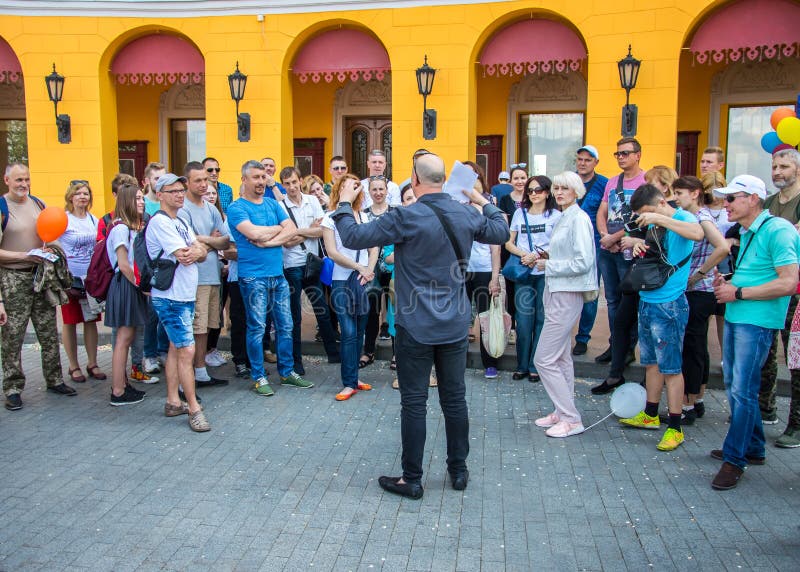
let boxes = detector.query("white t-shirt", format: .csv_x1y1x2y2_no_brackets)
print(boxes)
145,213,199,302
509,209,562,276
467,241,492,273
279,194,324,268
62,212,98,277
360,178,401,209
320,212,369,281
106,223,136,271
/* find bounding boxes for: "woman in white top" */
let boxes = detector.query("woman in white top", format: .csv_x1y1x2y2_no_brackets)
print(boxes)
321,174,379,401
60,180,105,383
533,172,597,438
505,175,561,382
104,183,149,406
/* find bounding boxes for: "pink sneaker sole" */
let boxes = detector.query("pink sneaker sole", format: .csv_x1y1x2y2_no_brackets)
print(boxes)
546,421,585,438
535,412,560,428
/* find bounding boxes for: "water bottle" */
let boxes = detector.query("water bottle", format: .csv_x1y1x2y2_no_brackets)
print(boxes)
622,232,633,261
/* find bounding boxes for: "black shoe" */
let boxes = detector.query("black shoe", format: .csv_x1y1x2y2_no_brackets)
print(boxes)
110,386,145,407
328,355,342,364
590,377,625,395
624,349,637,366
658,409,697,426
379,323,391,341
451,470,469,491
5,393,22,411
179,389,202,404
528,373,540,383
512,371,528,381
196,376,229,387
378,476,423,499
314,332,323,343
694,402,705,418
125,382,146,397
572,342,588,356
47,383,77,396
293,363,306,376
710,449,765,466
595,347,612,363
234,363,251,378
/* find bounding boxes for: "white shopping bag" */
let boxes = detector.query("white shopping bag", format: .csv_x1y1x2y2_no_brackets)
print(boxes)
478,296,512,358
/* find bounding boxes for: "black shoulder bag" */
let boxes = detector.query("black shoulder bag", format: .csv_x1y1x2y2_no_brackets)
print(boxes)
422,201,468,289
283,199,324,282
620,225,692,294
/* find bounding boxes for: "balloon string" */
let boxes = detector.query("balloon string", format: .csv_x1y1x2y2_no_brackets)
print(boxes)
583,411,615,432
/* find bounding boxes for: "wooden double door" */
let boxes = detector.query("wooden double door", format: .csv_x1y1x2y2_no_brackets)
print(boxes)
345,116,392,180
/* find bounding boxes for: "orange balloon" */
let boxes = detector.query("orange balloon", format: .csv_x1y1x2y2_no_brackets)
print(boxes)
770,107,796,130
36,207,68,243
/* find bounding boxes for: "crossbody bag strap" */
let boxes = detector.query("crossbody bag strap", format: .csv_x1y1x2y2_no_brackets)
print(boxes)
283,199,307,251
520,208,534,250
422,201,467,282
736,216,774,269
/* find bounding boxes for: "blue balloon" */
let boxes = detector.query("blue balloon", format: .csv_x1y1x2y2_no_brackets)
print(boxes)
610,383,647,418
761,131,782,154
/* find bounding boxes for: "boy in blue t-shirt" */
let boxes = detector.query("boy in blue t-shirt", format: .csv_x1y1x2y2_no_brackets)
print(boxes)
617,184,704,452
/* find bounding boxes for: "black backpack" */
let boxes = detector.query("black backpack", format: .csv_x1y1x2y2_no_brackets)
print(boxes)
132,210,188,292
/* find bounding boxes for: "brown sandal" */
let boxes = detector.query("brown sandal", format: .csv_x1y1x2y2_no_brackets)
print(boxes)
86,365,107,380
68,367,86,383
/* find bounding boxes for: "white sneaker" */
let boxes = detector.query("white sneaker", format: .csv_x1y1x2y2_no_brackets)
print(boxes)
205,349,227,367
143,356,161,374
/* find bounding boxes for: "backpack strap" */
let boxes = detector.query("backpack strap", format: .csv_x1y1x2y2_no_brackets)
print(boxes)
0,194,46,232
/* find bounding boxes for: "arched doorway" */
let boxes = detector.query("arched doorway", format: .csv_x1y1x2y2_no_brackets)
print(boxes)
110,33,205,180
0,36,26,194
474,17,587,182
290,27,391,181
677,0,800,186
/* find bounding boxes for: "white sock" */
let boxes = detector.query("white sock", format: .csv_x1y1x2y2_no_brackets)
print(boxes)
195,367,210,381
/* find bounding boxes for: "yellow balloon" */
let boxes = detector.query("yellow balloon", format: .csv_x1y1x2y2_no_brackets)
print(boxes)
777,117,800,147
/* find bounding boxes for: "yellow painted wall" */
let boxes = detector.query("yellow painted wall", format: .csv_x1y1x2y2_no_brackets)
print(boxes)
0,1,759,214
290,76,339,167
116,83,165,164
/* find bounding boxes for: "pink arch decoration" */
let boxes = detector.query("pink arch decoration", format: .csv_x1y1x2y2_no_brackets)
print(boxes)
690,0,800,65
0,37,22,84
111,34,204,85
292,29,390,84
479,19,586,77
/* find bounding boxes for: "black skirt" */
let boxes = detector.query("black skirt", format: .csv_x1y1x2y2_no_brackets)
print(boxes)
104,272,148,328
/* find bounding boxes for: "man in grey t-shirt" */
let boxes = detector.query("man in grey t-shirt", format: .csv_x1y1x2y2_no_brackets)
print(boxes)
178,162,230,386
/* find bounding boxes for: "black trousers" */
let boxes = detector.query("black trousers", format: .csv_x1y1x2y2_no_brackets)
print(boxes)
466,271,498,369
207,281,229,351
609,291,639,379
395,325,469,483
363,271,392,355
227,281,249,367
682,291,717,395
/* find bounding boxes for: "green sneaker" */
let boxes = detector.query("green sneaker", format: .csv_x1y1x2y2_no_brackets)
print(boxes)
657,428,684,451
253,377,274,397
280,371,314,388
619,411,660,430
775,427,800,448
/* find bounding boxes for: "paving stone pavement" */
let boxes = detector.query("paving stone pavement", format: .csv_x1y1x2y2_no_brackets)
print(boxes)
2,344,800,571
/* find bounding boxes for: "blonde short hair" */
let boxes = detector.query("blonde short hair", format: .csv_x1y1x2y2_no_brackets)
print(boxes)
552,171,586,200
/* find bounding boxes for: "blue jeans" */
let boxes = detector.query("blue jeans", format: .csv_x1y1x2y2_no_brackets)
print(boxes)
284,266,340,364
239,275,294,380
515,274,545,374
598,249,632,344
331,279,367,389
576,263,601,344
722,321,774,468
143,298,169,358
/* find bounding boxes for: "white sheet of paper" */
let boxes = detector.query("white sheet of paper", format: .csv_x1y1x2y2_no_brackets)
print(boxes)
27,248,59,262
442,160,478,204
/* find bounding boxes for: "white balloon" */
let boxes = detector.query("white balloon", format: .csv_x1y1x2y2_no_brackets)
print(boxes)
610,383,647,418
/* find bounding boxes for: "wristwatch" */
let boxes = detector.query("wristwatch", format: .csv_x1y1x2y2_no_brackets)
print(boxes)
735,287,744,300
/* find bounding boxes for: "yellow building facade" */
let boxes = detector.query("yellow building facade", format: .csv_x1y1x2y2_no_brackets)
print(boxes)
0,0,798,212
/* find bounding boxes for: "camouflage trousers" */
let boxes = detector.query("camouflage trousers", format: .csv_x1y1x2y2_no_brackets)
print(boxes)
759,294,800,427
0,268,64,394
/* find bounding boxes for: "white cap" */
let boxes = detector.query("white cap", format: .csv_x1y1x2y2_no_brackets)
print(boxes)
577,145,599,159
498,171,510,181
712,174,767,200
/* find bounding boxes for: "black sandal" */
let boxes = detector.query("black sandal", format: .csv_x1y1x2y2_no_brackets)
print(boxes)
512,371,527,381
358,353,375,369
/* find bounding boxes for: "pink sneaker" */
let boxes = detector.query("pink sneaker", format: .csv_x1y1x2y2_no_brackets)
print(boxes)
545,420,585,438
535,412,560,428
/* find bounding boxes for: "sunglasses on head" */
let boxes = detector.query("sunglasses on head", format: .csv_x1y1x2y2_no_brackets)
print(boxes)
613,150,636,159
369,175,387,181
510,162,527,171
70,179,89,186
206,167,221,173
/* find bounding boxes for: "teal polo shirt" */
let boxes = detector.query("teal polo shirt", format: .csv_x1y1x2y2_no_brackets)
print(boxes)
727,210,800,330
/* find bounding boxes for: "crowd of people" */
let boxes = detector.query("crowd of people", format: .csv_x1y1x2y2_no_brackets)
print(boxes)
2,140,800,494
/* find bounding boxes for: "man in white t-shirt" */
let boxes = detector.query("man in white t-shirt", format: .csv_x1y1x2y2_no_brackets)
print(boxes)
360,149,400,208
278,166,341,373
178,161,230,385
147,173,211,433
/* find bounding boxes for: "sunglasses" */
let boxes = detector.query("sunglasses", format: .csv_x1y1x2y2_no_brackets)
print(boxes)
369,175,387,181
510,163,527,170
613,150,636,159
724,193,749,203
70,179,89,186
331,166,347,171
206,167,221,173
527,187,547,194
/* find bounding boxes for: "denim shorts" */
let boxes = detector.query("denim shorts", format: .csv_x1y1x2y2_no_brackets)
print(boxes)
638,296,689,375
151,297,196,349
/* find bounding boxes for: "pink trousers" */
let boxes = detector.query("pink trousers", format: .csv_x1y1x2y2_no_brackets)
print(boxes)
534,288,583,424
